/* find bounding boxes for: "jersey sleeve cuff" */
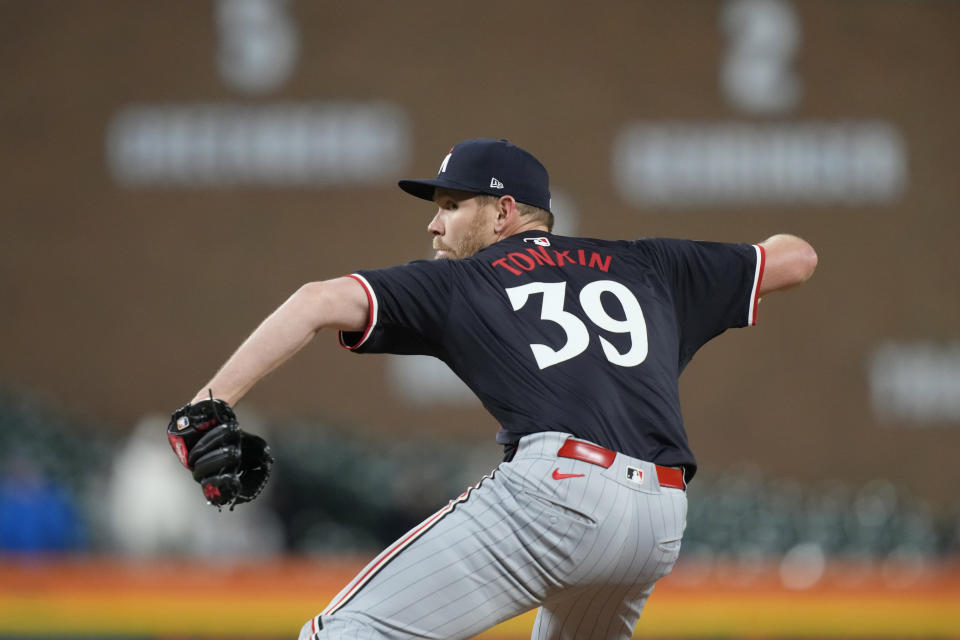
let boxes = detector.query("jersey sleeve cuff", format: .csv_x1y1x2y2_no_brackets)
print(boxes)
748,244,766,326
338,273,378,350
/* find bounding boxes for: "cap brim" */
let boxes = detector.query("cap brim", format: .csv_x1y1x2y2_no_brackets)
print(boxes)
397,178,443,202
398,176,491,203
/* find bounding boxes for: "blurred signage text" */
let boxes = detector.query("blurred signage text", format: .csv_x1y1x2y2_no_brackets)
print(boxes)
613,121,907,207
106,102,410,187
869,341,960,425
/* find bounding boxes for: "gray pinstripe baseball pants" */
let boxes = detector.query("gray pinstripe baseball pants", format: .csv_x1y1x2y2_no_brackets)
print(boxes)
299,432,687,640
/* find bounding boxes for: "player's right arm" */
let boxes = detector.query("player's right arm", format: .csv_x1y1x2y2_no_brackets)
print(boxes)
757,233,818,296
189,276,369,406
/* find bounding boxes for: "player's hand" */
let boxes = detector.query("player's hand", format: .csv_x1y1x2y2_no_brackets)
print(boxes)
167,397,274,509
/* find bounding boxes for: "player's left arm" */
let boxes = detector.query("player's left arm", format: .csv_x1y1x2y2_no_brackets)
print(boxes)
757,233,818,296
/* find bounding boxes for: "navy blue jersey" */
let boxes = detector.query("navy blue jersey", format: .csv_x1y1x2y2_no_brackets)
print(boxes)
339,232,765,480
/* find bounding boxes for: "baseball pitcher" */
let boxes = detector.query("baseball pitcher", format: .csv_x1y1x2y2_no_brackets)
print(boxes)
167,138,817,639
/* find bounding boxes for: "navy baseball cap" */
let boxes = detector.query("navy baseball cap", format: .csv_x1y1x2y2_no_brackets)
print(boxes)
399,138,551,212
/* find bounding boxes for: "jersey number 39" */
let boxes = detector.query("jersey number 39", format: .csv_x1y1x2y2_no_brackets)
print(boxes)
505,280,649,370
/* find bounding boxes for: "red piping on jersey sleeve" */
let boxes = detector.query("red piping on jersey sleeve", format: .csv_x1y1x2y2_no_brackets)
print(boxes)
749,244,766,326
338,273,376,350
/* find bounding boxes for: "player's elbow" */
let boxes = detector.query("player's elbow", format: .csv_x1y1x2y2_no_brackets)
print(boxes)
294,280,328,305
792,240,818,285
281,281,331,333
759,234,818,295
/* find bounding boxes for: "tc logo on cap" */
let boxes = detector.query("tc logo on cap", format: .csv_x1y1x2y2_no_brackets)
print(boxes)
438,151,452,174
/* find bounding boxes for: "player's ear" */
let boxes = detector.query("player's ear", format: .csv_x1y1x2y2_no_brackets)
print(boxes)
493,196,517,233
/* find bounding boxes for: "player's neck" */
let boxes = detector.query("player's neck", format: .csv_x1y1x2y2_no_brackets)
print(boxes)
498,220,549,241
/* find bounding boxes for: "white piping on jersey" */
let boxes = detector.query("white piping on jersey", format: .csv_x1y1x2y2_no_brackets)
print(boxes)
338,273,378,350
748,244,766,326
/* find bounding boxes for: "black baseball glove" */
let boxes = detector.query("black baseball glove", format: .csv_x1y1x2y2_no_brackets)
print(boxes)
167,397,273,510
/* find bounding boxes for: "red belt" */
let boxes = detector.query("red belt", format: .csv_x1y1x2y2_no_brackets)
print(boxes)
557,439,686,490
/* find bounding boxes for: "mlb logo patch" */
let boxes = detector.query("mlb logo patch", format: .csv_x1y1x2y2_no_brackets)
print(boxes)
523,236,551,247
625,467,644,485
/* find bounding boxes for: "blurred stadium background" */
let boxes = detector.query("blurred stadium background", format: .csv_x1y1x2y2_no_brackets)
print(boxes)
1,1,958,638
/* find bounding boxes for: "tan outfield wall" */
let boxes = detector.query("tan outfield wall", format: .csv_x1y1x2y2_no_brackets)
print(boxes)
1,1,958,504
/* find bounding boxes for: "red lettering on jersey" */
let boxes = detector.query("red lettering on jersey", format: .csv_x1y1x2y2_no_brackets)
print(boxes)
492,257,523,275
589,252,612,272
494,248,614,275
508,252,537,271
553,250,575,267
526,246,555,266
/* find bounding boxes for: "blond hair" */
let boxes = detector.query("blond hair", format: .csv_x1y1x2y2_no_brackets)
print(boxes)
476,195,554,231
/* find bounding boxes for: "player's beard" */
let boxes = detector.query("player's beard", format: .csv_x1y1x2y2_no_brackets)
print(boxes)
433,213,492,259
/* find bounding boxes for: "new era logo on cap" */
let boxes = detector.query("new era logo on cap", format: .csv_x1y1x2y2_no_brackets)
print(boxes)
398,138,551,212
